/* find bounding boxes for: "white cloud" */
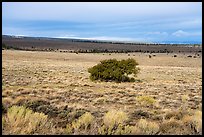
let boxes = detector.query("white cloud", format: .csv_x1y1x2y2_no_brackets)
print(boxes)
172,30,188,37
146,31,168,36
57,34,77,38
172,30,201,37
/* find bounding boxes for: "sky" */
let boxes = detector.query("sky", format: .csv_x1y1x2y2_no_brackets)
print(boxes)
2,2,202,44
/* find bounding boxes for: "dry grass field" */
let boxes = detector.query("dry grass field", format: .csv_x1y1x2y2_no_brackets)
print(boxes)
2,50,202,135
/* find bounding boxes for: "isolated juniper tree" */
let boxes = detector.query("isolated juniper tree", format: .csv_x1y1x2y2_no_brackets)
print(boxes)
88,58,140,82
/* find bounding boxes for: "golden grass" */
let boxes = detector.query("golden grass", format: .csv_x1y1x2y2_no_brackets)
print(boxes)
114,124,133,135
2,50,202,135
65,112,95,135
192,110,202,134
137,119,159,135
136,95,156,107
103,110,128,128
72,112,95,130
98,110,129,135
3,106,53,134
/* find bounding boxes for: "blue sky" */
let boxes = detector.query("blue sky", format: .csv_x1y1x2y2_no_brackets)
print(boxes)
2,2,202,44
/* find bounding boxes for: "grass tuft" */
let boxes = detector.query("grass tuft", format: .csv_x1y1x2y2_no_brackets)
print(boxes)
137,118,159,135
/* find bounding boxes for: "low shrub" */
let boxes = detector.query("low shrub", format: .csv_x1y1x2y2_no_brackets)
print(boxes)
100,110,128,135
93,97,106,105
137,119,159,135
182,110,202,134
103,110,128,128
3,105,53,134
192,110,202,134
160,118,182,134
136,96,156,107
114,124,133,135
74,112,94,130
65,112,95,134
67,109,87,123
164,108,190,120
88,58,140,82
180,95,189,110
160,110,202,135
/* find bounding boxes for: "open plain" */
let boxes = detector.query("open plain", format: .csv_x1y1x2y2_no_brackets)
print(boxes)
2,50,202,135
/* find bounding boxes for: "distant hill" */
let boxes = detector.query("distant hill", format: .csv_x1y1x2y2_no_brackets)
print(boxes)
2,35,202,53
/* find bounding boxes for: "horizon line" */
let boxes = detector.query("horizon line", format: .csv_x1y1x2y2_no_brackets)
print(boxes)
2,34,202,45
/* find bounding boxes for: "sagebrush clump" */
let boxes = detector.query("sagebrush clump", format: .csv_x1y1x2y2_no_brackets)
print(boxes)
88,58,140,82
99,110,128,135
137,119,159,135
3,106,53,134
136,96,156,107
65,112,95,135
